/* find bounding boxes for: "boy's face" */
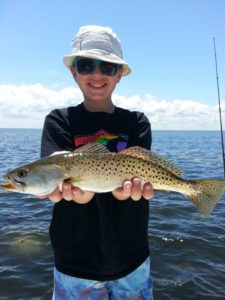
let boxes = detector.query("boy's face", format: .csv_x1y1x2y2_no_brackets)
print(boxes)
70,59,122,103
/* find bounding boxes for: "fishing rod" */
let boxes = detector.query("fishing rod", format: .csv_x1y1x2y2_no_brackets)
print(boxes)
213,37,225,178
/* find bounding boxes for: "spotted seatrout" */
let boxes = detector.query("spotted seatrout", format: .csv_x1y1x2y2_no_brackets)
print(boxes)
1,143,225,214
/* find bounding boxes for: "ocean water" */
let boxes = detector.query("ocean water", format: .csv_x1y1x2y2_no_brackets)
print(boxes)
0,129,224,300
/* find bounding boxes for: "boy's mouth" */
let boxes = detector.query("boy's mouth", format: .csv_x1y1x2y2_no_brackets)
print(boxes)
89,82,107,89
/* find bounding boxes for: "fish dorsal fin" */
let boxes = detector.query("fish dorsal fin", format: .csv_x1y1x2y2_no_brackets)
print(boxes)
119,146,185,177
73,142,110,154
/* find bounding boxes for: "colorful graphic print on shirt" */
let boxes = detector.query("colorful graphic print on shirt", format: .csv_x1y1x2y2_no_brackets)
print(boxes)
74,129,128,152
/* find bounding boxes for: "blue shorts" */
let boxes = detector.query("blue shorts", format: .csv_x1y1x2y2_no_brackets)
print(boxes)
53,257,153,299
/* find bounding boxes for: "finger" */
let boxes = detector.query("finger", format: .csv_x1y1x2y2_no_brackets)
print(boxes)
143,183,154,200
49,190,63,203
123,181,132,198
71,187,94,204
130,178,142,201
62,182,73,201
112,181,132,201
43,187,63,203
112,187,125,201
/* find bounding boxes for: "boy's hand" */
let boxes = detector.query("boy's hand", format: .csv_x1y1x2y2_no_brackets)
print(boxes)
38,150,95,204
112,178,154,201
38,182,95,204
38,179,153,202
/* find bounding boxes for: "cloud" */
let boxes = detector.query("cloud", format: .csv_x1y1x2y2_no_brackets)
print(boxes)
0,83,224,130
0,84,82,128
113,93,225,130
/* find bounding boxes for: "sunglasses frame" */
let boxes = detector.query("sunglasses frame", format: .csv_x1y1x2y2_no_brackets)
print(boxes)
72,57,122,77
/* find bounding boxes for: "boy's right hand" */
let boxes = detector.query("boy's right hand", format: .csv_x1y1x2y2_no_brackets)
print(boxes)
38,182,95,204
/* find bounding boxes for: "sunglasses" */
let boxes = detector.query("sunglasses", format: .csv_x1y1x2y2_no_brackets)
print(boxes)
72,58,122,77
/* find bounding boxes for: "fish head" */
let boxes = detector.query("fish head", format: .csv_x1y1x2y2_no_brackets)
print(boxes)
1,164,64,196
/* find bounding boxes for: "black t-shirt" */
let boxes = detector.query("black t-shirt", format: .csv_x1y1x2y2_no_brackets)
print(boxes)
41,103,152,281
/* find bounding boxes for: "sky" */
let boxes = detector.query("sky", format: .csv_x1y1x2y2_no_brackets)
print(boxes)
0,0,225,130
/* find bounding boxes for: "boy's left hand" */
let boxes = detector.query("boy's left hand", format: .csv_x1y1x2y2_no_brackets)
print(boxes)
112,178,154,201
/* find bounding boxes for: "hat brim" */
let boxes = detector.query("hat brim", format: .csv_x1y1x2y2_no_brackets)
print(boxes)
63,49,132,76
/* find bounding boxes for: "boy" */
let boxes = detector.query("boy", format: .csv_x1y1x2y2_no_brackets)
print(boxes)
41,25,154,299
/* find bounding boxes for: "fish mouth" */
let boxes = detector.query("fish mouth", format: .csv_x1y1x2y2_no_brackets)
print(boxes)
0,182,16,191
0,175,26,191
1,175,16,191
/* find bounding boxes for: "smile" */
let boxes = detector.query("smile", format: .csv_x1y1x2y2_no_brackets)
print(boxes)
89,82,106,88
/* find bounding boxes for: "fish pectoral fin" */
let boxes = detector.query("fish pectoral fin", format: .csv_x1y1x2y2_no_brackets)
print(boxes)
73,142,110,154
119,146,185,177
64,177,84,184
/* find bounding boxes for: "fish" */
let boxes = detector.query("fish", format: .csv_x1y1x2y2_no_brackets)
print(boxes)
1,143,225,214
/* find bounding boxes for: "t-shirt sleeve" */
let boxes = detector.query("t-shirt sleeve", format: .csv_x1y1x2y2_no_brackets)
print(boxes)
40,109,74,158
128,112,152,150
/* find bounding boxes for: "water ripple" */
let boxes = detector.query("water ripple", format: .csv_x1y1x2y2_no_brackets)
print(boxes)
1,129,225,299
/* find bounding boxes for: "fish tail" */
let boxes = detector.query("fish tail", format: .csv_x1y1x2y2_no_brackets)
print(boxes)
186,179,225,214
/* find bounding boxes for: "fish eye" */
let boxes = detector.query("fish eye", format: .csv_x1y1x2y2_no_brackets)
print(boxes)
17,169,28,178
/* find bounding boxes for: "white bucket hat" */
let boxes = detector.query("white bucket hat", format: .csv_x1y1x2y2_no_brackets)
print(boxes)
63,25,132,76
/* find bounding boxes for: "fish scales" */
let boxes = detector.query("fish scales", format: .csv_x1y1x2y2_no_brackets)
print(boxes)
45,152,195,195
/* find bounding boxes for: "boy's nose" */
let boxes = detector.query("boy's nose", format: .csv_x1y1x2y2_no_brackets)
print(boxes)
91,66,102,76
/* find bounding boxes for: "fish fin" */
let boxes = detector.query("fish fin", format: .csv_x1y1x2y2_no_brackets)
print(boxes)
50,151,71,156
58,177,83,192
120,146,185,177
73,142,110,154
186,179,225,214
64,177,84,184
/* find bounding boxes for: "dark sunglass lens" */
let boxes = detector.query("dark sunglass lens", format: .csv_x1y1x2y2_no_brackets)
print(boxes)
76,59,95,75
100,62,119,76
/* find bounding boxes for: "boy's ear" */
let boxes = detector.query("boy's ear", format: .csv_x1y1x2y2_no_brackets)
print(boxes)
70,66,77,81
116,68,123,83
